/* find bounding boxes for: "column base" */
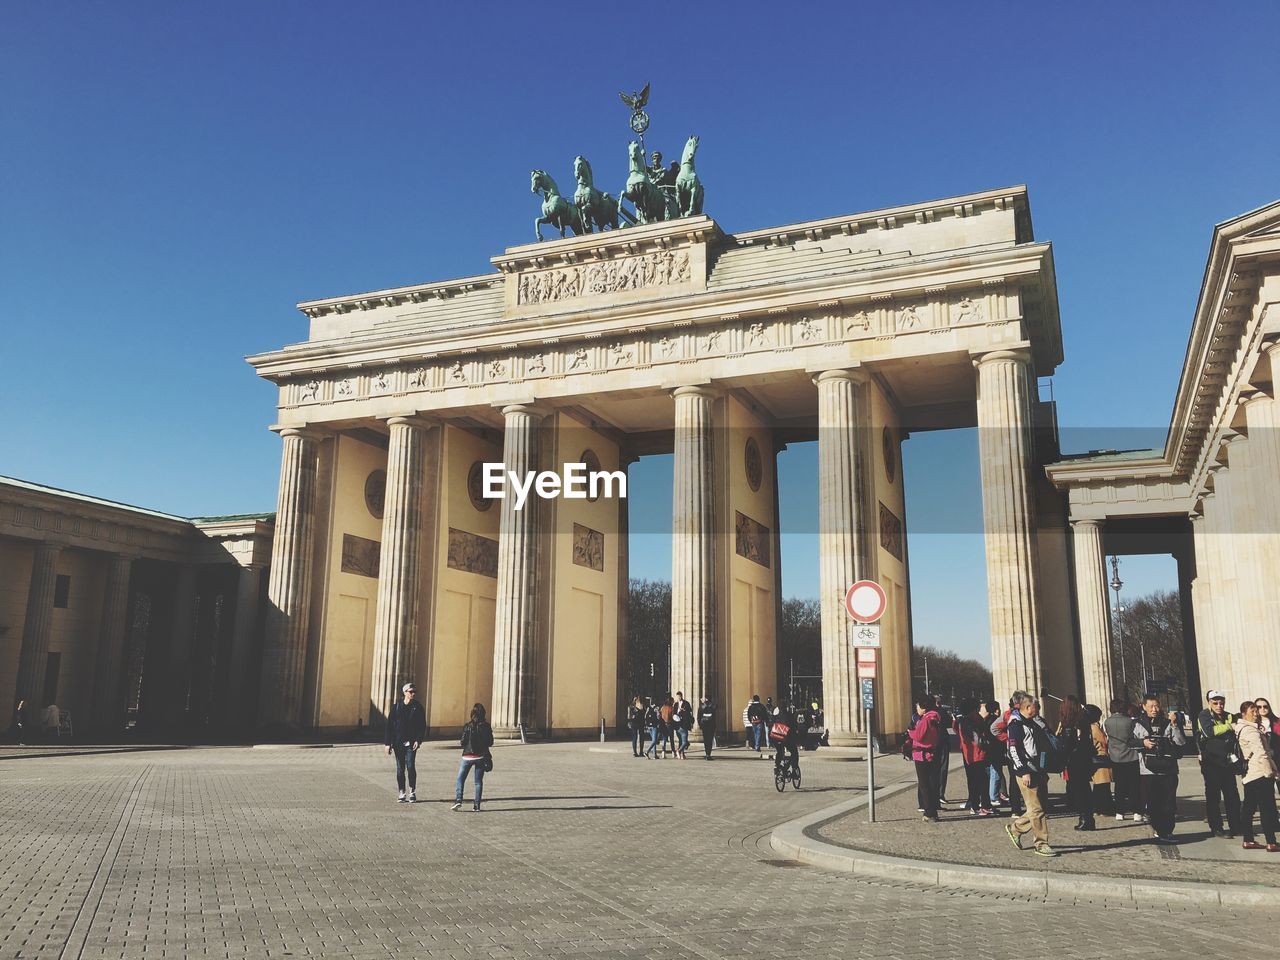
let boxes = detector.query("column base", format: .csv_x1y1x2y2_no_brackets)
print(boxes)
492,725,538,741
825,732,871,748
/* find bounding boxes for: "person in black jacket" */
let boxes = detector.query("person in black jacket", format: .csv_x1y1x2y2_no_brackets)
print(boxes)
1196,690,1242,838
698,696,717,760
747,695,768,754
772,704,800,778
627,696,646,757
384,682,427,803
453,703,494,812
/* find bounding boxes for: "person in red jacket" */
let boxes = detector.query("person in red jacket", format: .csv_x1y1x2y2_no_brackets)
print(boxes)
956,698,993,816
909,696,943,822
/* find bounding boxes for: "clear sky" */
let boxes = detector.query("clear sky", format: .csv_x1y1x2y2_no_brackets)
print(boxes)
3,3,1276,665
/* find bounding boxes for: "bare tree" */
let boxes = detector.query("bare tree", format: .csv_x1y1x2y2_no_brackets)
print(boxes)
626,579,671,702
1113,589,1187,709
911,645,993,704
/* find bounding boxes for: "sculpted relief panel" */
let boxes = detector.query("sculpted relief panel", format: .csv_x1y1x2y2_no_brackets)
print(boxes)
518,250,691,305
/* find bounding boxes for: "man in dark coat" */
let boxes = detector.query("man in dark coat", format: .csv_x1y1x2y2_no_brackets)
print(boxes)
384,682,427,802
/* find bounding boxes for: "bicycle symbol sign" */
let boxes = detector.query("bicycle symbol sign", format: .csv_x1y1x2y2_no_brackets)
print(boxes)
854,623,881,647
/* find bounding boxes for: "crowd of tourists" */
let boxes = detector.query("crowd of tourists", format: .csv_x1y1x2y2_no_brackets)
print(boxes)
905,687,1280,858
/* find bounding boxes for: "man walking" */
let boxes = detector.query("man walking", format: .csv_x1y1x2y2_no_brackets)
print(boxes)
1196,690,1242,838
1135,693,1186,842
698,696,718,760
1003,694,1056,857
384,682,426,803
747,695,767,754
672,691,693,759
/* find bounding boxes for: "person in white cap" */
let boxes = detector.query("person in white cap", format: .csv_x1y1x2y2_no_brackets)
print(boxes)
384,682,426,803
1196,689,1242,838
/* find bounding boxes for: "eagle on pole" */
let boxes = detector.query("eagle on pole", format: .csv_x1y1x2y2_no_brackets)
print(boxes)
619,82,650,112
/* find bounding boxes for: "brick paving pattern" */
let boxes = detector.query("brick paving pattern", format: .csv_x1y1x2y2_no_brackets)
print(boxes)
1,743,1273,958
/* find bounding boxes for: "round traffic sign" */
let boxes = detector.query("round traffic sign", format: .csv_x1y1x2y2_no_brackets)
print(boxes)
844,580,886,623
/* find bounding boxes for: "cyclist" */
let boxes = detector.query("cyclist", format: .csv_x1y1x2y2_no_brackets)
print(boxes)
772,704,800,780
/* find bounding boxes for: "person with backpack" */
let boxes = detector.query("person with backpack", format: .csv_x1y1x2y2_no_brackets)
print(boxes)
1196,690,1242,838
991,692,1029,816
1234,700,1280,851
955,698,993,815
452,703,494,812
908,696,943,822
1003,694,1057,857
383,681,426,803
771,704,800,779
698,696,718,759
1135,693,1186,843
747,695,768,754
643,698,662,759
1056,698,1097,830
672,691,693,759
627,696,646,757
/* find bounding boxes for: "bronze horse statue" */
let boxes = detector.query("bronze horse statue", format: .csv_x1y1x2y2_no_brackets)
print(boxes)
621,141,677,224
573,156,625,232
531,169,583,241
676,135,704,217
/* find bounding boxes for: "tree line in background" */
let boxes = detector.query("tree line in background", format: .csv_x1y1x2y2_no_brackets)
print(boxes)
627,579,1188,713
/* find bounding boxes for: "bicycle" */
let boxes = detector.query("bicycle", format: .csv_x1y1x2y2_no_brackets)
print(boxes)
773,756,802,791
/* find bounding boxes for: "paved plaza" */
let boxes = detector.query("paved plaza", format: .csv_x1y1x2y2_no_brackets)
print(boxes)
2,742,1276,960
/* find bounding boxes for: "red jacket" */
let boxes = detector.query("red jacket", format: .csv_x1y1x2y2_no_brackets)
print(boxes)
956,712,988,764
909,710,941,762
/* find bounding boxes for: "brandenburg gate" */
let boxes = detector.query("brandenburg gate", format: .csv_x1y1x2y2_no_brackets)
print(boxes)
248,184,1072,742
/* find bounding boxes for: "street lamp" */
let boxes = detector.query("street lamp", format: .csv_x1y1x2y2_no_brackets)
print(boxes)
1110,556,1127,697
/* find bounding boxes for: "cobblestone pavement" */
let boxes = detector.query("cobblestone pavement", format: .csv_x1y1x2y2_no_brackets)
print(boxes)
818,757,1280,885
1,743,1273,959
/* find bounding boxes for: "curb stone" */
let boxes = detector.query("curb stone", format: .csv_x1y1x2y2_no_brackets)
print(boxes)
770,770,1280,907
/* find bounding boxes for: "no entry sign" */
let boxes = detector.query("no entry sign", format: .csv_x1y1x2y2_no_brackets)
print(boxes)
844,580,887,623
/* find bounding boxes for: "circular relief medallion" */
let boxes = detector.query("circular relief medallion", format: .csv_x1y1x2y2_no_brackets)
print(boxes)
882,426,897,484
744,437,762,493
467,461,492,512
580,449,602,502
364,470,386,520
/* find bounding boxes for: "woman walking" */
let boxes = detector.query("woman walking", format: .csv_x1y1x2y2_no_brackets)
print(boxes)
909,696,943,822
627,696,646,757
1235,700,1280,851
643,698,661,758
453,703,494,812
1057,698,1096,830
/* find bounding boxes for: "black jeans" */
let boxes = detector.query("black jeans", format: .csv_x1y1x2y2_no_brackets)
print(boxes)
1202,762,1241,833
774,742,799,775
964,760,991,810
1112,760,1140,815
915,759,940,818
1242,778,1280,844
1142,775,1178,837
392,744,417,792
701,727,715,758
1006,759,1025,814
1065,757,1094,826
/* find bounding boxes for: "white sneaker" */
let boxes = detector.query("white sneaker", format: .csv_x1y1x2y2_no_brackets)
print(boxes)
1115,813,1125,821
408,792,417,803
450,801,462,811
1132,813,1145,822
397,792,407,803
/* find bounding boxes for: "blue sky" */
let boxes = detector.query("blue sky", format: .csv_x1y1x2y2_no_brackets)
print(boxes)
2,3,1275,664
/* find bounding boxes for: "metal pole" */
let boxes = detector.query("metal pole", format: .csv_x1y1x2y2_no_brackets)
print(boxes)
1140,642,1147,694
924,657,930,695
867,705,876,823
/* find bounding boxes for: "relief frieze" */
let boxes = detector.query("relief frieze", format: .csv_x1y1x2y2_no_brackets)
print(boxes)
572,523,605,572
517,249,691,306
734,511,771,568
447,527,499,578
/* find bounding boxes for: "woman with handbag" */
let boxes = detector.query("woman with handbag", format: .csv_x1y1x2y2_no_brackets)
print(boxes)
1234,700,1280,851
453,703,494,812
1086,704,1113,816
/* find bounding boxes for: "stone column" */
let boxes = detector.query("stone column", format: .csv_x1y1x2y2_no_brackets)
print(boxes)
259,427,323,730
1242,388,1280,687
1200,481,1240,698
491,404,545,737
1217,440,1253,701
222,564,265,730
91,554,134,732
974,350,1044,700
815,369,872,742
14,542,63,706
670,386,717,707
370,416,436,727
164,564,198,726
1070,521,1113,706
1188,511,1215,701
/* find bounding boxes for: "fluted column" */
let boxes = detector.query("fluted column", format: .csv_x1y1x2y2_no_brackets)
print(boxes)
974,350,1044,700
370,416,436,727
1216,441,1252,701
816,369,872,741
1070,521,1113,705
1200,482,1239,698
1242,387,1280,686
14,542,63,706
91,554,134,732
670,386,717,707
1189,511,1216,698
259,427,323,730
491,404,545,737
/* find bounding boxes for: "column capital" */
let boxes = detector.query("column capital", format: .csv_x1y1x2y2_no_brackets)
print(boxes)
1241,391,1274,411
670,383,721,401
269,424,326,442
1069,518,1103,531
810,366,870,387
382,414,438,430
497,402,548,419
971,346,1032,369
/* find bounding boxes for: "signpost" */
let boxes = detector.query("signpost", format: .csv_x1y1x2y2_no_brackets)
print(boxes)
846,580,885,823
